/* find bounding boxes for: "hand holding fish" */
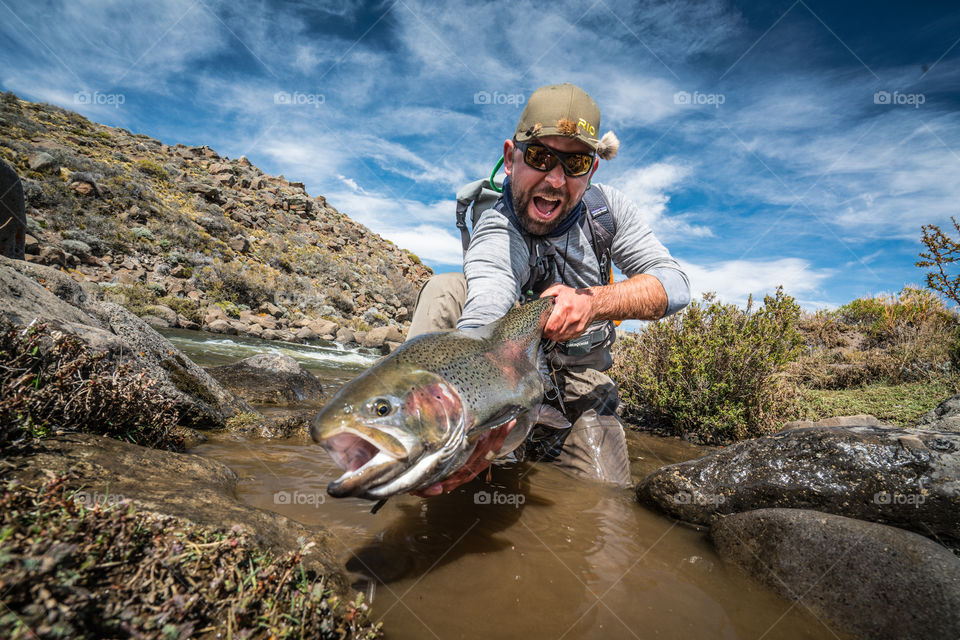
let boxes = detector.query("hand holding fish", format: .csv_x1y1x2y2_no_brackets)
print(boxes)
540,284,596,342
411,419,517,497
311,298,570,501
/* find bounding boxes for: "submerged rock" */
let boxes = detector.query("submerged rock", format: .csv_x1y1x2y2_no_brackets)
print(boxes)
206,353,325,406
636,423,960,544
711,508,960,640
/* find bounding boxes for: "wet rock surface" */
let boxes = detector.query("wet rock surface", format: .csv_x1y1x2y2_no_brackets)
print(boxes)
917,394,960,434
206,353,326,406
711,508,960,640
6,433,350,594
636,423,960,544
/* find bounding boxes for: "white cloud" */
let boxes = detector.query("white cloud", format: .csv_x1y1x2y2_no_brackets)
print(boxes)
613,162,713,240
679,257,834,309
322,188,463,266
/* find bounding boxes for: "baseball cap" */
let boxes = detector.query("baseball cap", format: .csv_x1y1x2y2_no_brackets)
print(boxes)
514,83,619,160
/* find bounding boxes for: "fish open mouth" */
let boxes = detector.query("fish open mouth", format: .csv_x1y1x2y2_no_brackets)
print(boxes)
323,432,382,473
320,430,407,498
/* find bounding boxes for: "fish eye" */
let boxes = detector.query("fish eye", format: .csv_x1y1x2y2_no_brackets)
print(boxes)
372,398,392,417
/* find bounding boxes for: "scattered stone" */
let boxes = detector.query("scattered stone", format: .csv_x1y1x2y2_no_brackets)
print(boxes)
258,301,284,318
204,305,229,325
385,340,402,353
144,304,177,326
308,319,338,336
636,424,960,544
28,151,57,171
61,239,93,261
335,327,356,344
176,314,199,331
206,353,324,406
362,325,404,348
206,319,237,335
295,326,318,341
141,314,170,329
228,235,249,253
712,509,960,640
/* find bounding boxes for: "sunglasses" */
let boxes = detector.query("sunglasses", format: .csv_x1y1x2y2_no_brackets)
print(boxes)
516,141,595,177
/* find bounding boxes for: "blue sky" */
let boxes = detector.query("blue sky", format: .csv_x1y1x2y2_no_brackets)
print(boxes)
2,0,959,312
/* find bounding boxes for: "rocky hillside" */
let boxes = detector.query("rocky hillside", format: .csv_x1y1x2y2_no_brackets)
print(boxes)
0,92,432,345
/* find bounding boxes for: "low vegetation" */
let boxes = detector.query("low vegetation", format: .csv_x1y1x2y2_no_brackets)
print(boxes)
0,322,182,451
0,475,382,639
612,286,960,443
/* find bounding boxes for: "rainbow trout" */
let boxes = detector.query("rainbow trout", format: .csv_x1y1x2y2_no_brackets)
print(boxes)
311,297,569,500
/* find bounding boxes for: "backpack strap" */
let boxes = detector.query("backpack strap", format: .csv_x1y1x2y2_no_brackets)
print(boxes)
579,185,616,284
456,177,504,256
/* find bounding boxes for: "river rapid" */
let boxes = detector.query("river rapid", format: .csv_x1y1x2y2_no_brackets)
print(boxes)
165,329,837,640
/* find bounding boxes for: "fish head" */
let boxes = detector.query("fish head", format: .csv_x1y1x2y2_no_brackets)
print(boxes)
311,362,466,499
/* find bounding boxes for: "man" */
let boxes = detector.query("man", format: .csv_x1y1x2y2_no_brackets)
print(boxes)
408,83,690,495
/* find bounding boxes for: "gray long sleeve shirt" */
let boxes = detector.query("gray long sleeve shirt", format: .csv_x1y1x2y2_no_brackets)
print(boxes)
457,182,690,330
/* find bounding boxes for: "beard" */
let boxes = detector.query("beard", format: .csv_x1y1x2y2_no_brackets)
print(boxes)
511,182,575,236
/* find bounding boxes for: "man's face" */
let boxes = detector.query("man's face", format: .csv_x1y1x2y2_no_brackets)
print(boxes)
503,135,598,235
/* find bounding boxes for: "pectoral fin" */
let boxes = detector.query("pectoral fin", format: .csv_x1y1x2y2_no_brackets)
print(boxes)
467,405,523,436
533,404,571,430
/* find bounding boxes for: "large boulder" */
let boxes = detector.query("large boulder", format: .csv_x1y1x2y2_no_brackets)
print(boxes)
917,394,960,434
636,423,960,544
206,353,325,406
712,509,960,640
0,256,254,429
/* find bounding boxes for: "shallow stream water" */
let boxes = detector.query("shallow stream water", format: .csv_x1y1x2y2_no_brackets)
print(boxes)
168,330,839,639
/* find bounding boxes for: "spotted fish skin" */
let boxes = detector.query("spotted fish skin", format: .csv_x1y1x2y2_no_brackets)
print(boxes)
311,297,557,499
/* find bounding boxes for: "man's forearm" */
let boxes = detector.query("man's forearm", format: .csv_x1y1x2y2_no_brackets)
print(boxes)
588,273,668,321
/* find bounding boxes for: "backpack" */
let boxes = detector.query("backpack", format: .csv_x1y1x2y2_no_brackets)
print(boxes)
454,177,617,297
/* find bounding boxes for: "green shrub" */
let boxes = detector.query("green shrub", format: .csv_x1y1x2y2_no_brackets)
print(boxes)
611,288,803,443
794,287,959,388
135,160,169,181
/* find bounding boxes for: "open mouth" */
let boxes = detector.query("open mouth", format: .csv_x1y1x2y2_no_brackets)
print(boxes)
320,430,406,497
532,196,560,219
323,432,382,472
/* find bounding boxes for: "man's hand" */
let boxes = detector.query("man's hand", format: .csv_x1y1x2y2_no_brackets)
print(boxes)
411,419,517,497
540,284,596,342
